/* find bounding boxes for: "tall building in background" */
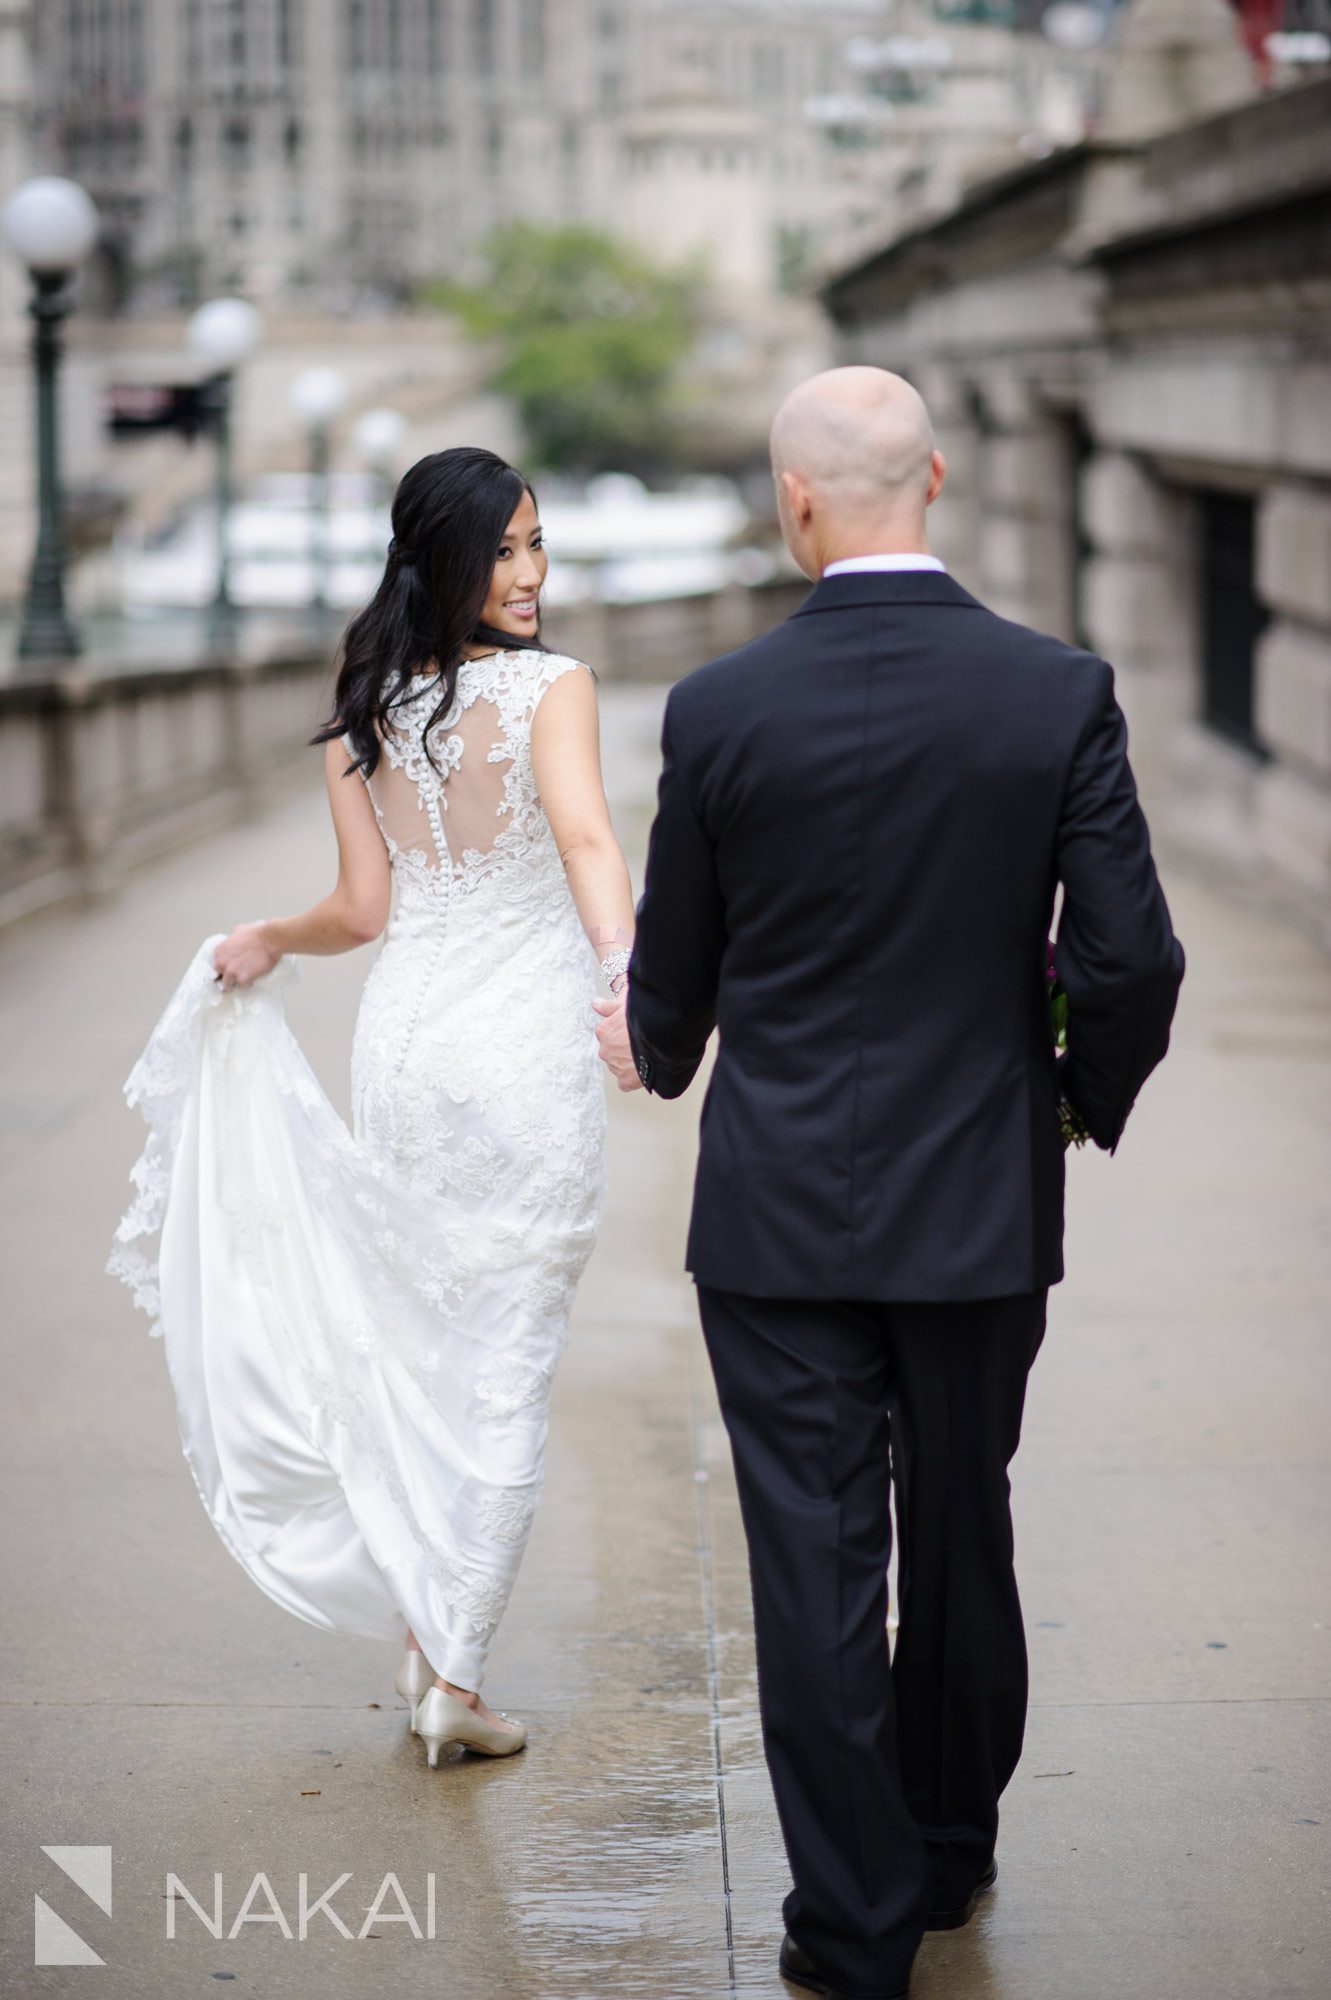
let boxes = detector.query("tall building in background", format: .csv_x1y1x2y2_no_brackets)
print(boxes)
0,0,35,326
27,0,1126,312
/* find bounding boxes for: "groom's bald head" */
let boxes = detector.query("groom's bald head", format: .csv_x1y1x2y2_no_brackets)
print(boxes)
770,367,944,577
772,367,934,499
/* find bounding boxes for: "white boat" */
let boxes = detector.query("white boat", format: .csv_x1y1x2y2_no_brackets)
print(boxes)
115,472,392,613
113,469,771,614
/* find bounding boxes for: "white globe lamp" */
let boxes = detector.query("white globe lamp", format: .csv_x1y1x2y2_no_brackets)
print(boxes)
289,365,349,428
351,406,407,466
187,296,263,373
2,176,100,279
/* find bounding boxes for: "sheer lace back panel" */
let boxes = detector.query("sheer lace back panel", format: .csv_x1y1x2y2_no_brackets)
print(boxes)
350,650,585,911
356,725,441,868
365,694,514,872
433,694,515,866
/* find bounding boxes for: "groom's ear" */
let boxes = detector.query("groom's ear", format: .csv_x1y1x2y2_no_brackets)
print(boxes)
925,450,947,507
779,468,814,529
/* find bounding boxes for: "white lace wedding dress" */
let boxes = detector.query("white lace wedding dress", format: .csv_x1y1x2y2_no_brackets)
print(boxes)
108,647,607,1689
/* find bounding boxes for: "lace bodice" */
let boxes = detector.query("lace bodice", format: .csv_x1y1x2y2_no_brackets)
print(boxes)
350,647,591,922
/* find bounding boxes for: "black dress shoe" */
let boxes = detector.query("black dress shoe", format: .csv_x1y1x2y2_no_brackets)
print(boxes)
924,1856,998,1931
779,1933,908,1999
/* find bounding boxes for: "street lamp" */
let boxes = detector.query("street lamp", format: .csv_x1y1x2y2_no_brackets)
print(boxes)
351,405,407,502
187,296,263,650
288,365,348,623
2,176,100,662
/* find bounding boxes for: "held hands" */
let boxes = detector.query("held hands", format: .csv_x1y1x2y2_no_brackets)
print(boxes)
591,922,641,1092
593,993,643,1093
213,920,281,991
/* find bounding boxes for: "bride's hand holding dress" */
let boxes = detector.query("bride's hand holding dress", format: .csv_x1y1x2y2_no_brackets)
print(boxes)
211,735,393,989
212,921,278,989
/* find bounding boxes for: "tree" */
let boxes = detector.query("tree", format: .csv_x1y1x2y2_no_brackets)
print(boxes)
427,224,703,476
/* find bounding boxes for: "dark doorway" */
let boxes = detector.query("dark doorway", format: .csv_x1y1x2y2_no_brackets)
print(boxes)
1198,491,1269,753
1064,409,1093,651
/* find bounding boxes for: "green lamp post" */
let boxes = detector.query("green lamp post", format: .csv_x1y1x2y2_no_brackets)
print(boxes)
2,176,100,663
351,405,407,510
289,364,349,628
187,296,264,652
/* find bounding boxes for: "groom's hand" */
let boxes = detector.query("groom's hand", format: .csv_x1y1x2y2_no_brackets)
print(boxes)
593,995,644,1092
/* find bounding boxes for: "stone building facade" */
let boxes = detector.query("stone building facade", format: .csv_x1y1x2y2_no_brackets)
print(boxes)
21,0,1132,312
824,0,1331,910
24,0,901,308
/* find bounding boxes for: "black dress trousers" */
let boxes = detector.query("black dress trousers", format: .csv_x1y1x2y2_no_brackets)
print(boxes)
696,1284,1047,1999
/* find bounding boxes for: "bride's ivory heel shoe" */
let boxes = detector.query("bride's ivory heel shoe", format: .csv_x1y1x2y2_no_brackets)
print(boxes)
414,1685,528,1765
393,1648,436,1730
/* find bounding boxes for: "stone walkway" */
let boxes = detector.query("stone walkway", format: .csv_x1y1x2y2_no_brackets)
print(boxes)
1,685,1327,1999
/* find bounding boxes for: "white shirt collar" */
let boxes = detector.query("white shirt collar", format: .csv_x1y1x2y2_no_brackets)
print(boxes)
821,554,946,577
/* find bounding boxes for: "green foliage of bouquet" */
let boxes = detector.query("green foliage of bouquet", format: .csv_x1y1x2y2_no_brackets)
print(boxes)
1047,939,1089,1150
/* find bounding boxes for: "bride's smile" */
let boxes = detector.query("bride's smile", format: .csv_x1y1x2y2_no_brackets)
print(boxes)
475,486,548,643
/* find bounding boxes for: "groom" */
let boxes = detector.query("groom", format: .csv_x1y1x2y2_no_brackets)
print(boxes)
595,367,1183,1999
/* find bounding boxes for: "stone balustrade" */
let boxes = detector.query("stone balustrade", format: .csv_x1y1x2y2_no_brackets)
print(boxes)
0,577,808,929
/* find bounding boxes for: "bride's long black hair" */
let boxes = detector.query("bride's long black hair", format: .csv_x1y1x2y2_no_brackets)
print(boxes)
312,446,545,779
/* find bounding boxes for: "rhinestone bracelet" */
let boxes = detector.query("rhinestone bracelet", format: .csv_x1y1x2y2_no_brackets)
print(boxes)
599,948,632,995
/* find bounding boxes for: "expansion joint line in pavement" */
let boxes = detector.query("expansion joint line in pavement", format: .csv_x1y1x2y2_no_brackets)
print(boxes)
688,1332,738,2000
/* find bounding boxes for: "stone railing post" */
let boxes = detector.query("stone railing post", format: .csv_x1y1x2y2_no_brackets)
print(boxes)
972,373,1078,641
224,659,264,816
51,676,118,905
1080,448,1193,797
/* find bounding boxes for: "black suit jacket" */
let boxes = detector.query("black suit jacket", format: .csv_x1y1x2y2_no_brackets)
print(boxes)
625,570,1184,1302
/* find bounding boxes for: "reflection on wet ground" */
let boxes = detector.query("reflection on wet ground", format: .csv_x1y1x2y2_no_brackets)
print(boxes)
2,686,1328,1998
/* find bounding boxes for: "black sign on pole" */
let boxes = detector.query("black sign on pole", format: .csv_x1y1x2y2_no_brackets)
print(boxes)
106,380,220,441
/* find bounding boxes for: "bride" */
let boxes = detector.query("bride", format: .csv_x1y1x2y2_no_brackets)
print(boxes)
109,447,634,1764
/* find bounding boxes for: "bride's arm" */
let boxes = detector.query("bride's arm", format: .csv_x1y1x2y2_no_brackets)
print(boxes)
213,738,391,988
530,664,636,990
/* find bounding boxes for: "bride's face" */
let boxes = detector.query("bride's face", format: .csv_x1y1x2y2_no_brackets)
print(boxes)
482,489,548,639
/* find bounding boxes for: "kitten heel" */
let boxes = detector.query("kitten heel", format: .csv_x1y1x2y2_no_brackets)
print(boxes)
414,1684,528,1762
393,1647,436,1731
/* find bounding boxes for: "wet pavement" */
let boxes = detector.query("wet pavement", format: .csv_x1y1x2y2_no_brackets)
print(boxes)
1,684,1328,1999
